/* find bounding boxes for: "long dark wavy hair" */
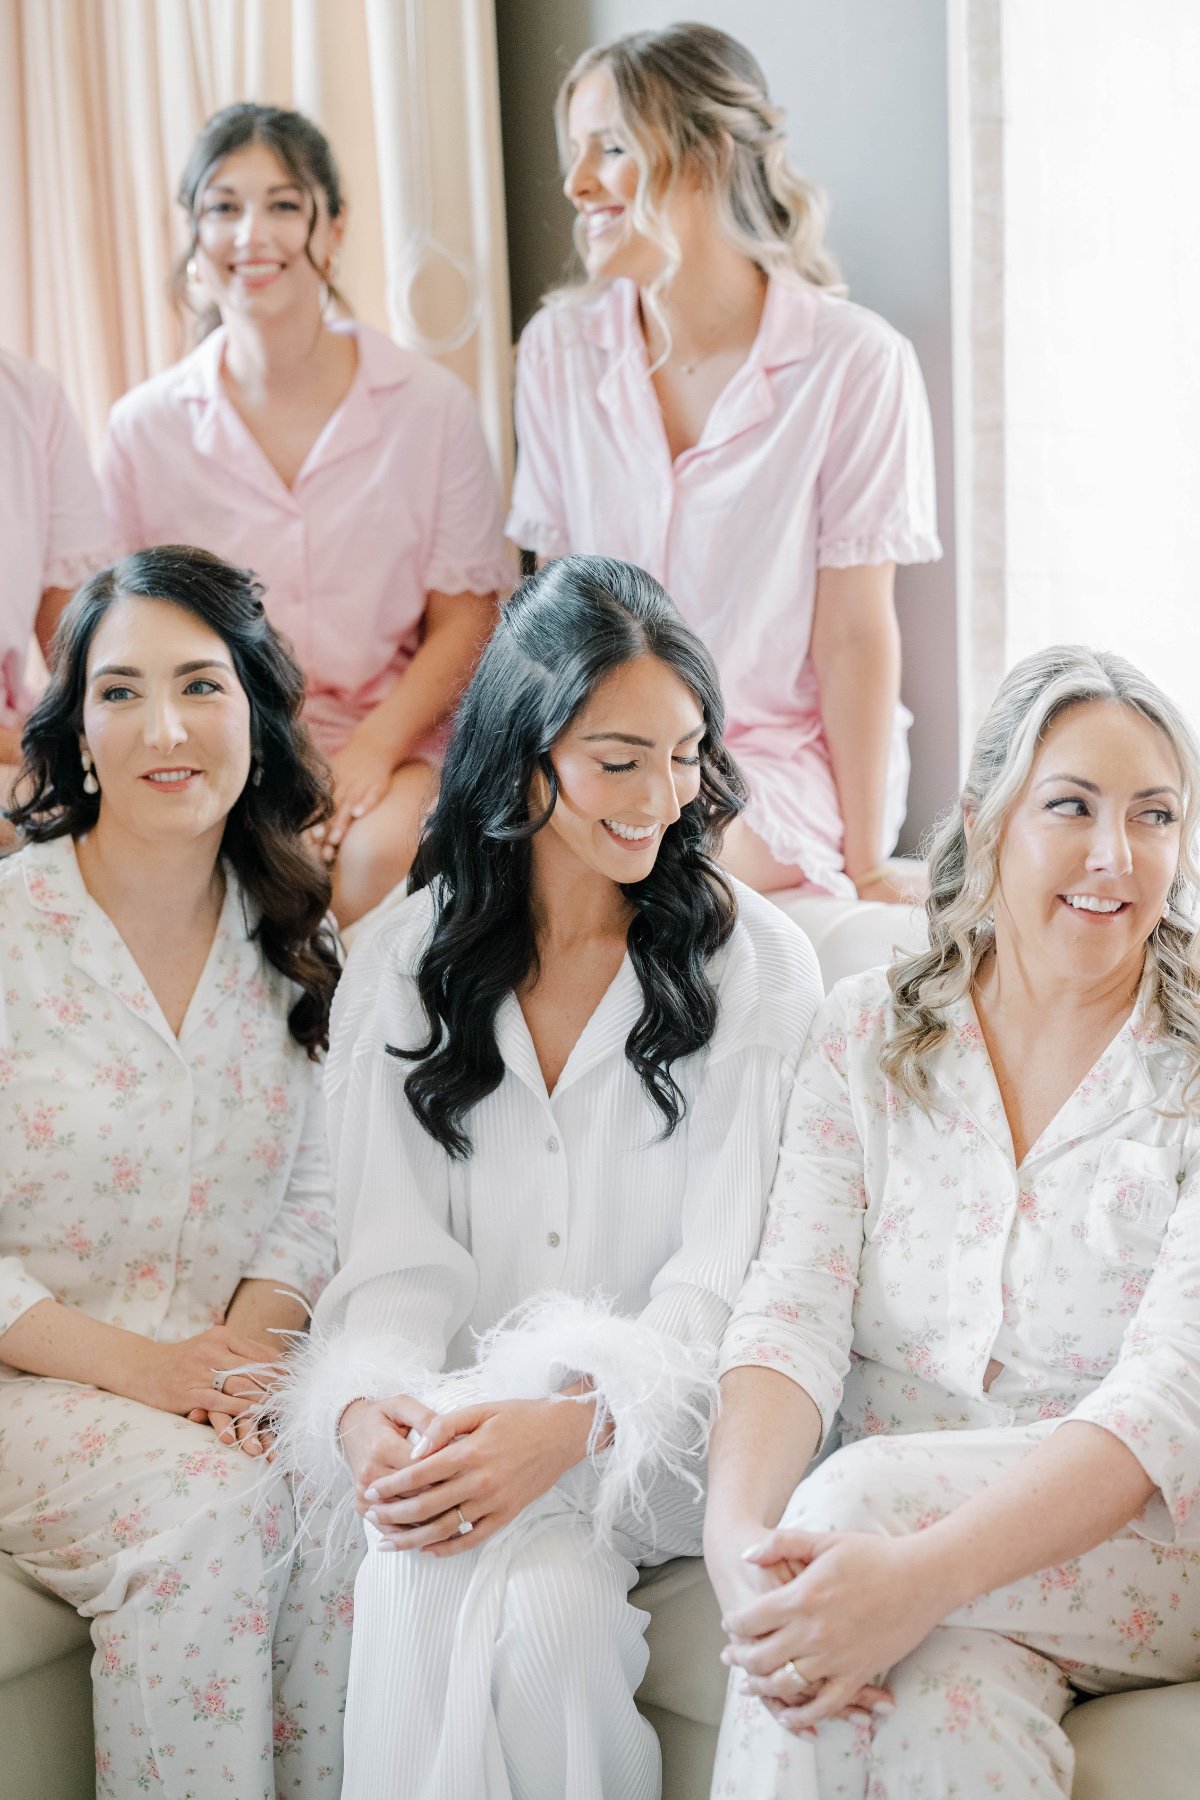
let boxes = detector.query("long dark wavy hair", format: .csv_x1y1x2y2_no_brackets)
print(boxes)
392,555,748,1157
7,547,339,1056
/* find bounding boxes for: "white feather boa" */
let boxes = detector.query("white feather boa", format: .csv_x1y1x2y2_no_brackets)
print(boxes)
268,1292,716,1553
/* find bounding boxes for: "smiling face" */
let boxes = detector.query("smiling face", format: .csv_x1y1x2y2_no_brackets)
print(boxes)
192,139,343,324
563,68,705,285
991,700,1183,989
81,596,253,852
536,654,706,887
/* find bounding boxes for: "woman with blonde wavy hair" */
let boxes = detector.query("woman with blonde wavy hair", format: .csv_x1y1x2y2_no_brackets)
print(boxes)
703,645,1200,1796
507,23,941,905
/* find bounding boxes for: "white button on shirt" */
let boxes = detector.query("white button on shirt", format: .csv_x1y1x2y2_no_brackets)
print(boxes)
310,880,823,1417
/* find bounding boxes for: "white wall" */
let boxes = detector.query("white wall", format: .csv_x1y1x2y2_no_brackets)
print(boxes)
496,0,958,850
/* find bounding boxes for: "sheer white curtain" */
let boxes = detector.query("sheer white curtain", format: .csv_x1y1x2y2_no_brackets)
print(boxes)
0,0,512,482
949,0,1200,742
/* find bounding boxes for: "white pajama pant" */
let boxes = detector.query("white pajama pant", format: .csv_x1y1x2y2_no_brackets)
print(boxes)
712,1424,1200,1798
0,1377,359,1799
342,1465,704,1800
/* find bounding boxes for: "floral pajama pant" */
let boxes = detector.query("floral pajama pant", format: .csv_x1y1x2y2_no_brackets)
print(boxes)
712,1424,1200,1798
0,1377,359,1799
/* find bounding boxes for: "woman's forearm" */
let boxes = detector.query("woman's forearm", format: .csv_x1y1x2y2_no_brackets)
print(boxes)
909,1421,1157,1616
352,589,496,765
705,1366,824,1551
223,1278,310,1344
0,1297,150,1398
811,563,900,883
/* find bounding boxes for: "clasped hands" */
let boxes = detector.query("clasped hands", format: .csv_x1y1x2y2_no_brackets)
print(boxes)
717,1527,949,1735
170,1323,285,1458
340,1391,595,1557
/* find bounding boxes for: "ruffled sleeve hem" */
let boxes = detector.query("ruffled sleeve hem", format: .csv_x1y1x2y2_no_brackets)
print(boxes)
45,542,121,589
503,510,572,562
818,527,943,570
424,552,516,599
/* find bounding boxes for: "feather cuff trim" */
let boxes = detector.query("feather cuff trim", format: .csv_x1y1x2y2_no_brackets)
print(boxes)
472,1290,716,1540
267,1329,435,1554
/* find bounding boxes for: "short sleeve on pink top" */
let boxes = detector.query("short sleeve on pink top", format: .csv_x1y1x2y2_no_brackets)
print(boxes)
507,277,941,893
101,323,513,756
0,353,115,728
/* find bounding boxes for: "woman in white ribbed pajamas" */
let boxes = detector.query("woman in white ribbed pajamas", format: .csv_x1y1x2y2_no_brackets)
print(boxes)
705,646,1200,1797
0,547,354,1797
274,556,824,1800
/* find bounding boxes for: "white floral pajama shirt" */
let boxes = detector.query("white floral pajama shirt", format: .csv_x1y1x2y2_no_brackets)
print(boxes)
714,967,1200,1797
0,838,354,1797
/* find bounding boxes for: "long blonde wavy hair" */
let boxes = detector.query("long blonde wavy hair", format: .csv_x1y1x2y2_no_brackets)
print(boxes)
551,23,843,327
882,646,1200,1108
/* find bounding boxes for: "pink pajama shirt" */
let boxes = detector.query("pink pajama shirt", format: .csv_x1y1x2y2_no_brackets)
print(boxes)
100,322,512,757
0,352,114,733
507,277,941,893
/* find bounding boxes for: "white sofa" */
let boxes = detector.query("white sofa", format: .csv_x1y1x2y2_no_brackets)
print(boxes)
2,889,1197,1797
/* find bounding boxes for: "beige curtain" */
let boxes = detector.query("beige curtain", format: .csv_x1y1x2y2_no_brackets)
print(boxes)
0,0,512,484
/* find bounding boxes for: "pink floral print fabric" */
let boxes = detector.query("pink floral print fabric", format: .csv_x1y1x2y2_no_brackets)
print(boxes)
0,835,347,1792
720,966,1200,1540
714,965,1200,1794
0,1377,356,1797
713,1424,1200,1796
0,836,334,1341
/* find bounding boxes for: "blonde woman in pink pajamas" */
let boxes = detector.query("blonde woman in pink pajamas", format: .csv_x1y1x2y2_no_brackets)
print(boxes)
706,646,1200,1796
508,25,941,904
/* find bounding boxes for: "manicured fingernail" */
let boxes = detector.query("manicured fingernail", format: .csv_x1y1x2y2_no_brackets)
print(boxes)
351,805,364,818
312,826,324,839
873,1700,895,1716
364,1485,379,1503
741,1543,767,1560
365,1508,378,1524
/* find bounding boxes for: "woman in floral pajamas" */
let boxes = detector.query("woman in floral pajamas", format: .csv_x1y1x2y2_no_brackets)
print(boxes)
705,645,1200,1797
0,547,355,1797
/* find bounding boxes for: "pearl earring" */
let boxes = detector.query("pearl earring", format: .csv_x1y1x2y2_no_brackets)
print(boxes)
81,748,99,795
1163,899,1172,921
186,256,199,284
252,760,263,788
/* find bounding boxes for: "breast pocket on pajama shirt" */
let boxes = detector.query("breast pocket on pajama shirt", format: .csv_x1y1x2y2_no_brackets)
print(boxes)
1085,1140,1180,1269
